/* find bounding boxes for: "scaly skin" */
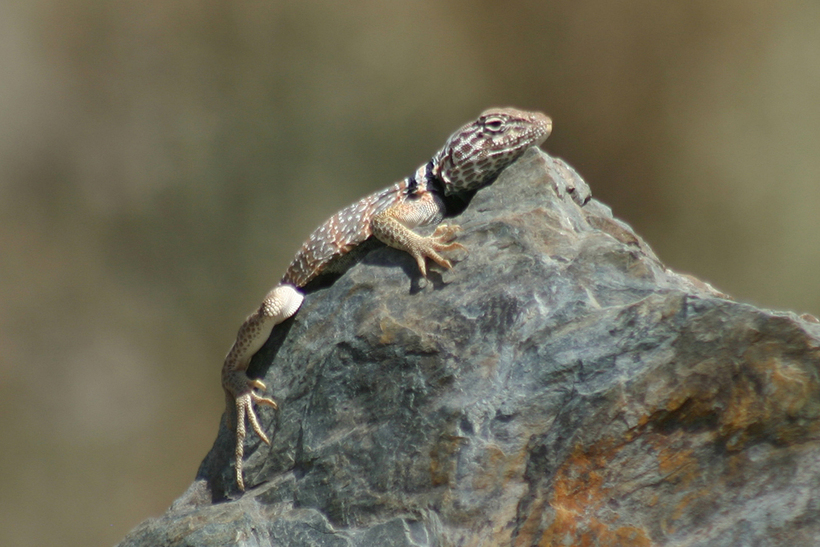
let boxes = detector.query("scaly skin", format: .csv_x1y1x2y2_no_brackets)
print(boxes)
222,107,552,490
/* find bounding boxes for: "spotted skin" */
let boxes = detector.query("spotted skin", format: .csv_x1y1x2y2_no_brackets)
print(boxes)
222,107,552,490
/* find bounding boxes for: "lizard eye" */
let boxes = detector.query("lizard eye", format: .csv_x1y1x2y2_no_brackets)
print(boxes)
483,116,506,132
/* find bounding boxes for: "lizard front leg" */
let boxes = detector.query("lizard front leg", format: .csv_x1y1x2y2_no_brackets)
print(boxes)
370,193,464,277
221,284,304,490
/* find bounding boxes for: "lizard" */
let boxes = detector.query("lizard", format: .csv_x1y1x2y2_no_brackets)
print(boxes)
221,107,553,490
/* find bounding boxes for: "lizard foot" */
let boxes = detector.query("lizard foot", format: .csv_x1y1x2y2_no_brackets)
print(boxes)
412,223,465,276
231,375,278,491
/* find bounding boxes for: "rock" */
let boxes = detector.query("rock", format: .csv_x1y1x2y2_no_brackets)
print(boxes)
118,149,820,546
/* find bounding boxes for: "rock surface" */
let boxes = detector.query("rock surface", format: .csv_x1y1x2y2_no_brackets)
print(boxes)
119,149,820,546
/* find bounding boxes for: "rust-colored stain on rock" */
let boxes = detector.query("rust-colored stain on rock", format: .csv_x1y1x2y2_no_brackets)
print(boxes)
511,323,820,546
542,444,651,546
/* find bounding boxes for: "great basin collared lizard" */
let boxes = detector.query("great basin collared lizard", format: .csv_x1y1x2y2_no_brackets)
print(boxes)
222,107,553,490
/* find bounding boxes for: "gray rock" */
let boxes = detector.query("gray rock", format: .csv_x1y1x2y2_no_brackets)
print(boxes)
118,149,820,546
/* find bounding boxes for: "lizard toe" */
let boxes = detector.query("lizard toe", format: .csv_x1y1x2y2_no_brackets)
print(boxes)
230,377,278,490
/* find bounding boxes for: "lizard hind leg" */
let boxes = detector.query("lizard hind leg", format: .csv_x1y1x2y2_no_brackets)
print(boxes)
222,284,304,490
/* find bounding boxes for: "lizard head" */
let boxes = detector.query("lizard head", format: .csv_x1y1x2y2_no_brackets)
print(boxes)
434,107,552,195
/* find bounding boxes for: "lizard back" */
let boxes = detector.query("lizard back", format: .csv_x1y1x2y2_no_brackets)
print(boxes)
281,179,413,288
280,108,552,289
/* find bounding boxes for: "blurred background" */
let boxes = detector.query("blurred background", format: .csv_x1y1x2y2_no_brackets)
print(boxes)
1,1,819,545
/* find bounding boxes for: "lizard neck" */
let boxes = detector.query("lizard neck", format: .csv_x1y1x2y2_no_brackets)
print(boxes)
407,159,445,197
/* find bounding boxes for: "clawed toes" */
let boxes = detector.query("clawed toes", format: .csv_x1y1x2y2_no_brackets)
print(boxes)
432,224,462,242
232,381,280,489
436,241,466,252
251,390,278,410
431,225,465,253
411,224,470,277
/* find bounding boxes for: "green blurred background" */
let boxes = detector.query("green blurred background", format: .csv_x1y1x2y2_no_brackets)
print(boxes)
2,1,819,545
